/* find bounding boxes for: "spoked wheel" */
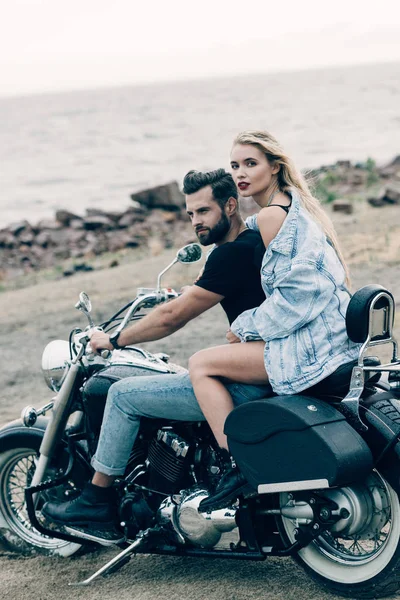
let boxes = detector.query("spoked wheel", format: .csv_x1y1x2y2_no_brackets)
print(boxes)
278,471,400,598
0,447,82,556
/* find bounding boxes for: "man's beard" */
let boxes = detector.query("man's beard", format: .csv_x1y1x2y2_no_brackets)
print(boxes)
196,213,230,246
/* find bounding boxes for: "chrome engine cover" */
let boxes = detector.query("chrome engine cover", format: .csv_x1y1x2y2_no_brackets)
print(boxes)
158,486,239,549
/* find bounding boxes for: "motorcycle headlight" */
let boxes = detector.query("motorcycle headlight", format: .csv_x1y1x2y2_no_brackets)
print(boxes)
41,340,70,392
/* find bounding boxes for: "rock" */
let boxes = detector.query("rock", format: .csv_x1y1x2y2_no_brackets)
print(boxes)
19,244,33,255
379,155,400,178
368,185,400,207
35,231,52,247
381,185,400,204
118,212,140,228
0,230,16,248
130,200,145,211
55,210,82,227
336,160,352,169
332,199,354,214
368,196,386,207
85,208,123,223
66,229,86,245
83,215,114,230
69,248,85,259
161,211,178,223
73,263,94,273
18,231,35,245
36,218,62,230
347,172,366,186
30,245,47,260
54,247,71,260
131,181,185,211
81,235,109,255
70,219,85,230
47,229,71,246
125,237,141,247
105,231,133,252
8,220,31,236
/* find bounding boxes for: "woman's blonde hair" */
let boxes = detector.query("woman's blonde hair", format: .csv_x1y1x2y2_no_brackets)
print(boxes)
233,130,350,285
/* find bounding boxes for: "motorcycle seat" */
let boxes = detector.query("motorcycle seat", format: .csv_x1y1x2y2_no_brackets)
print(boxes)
346,284,395,344
303,356,382,404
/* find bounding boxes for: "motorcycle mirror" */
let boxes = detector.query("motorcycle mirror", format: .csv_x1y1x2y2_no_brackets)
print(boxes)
75,292,94,327
156,244,203,291
176,243,202,264
76,292,92,313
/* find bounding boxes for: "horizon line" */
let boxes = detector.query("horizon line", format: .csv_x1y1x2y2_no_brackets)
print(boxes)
1,58,399,102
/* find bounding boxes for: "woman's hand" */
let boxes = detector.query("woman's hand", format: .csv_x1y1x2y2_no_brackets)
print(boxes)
226,329,240,343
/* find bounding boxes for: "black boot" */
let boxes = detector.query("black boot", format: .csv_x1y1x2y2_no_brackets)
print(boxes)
42,482,124,544
199,450,255,512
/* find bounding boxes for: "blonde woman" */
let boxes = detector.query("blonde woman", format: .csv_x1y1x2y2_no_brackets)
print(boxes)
189,130,360,512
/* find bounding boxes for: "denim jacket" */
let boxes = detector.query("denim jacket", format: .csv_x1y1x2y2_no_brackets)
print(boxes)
230,189,361,395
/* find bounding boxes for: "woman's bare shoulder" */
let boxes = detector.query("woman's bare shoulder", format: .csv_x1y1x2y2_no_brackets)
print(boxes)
256,206,288,248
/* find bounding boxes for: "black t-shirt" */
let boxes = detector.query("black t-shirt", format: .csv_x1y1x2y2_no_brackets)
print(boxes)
195,229,265,324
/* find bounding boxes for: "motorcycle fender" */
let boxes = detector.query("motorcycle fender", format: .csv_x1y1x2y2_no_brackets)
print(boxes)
360,395,400,495
0,416,49,453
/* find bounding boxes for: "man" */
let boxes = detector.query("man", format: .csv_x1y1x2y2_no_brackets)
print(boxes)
42,168,271,542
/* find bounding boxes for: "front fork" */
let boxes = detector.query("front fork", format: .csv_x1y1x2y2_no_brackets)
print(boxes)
30,362,80,489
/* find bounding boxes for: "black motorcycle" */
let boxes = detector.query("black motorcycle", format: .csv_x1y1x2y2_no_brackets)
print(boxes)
1,242,400,598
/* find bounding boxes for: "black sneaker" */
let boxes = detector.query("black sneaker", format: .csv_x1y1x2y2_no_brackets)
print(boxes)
42,483,125,545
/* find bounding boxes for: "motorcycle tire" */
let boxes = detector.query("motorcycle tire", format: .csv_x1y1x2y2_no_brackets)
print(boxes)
277,470,400,599
0,445,82,557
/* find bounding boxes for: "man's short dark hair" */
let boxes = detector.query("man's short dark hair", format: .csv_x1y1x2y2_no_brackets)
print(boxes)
182,169,238,210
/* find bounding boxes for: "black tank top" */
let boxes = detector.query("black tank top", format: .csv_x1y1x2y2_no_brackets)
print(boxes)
268,196,292,214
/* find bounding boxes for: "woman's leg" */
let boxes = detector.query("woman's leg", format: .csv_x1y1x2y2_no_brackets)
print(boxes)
189,341,268,450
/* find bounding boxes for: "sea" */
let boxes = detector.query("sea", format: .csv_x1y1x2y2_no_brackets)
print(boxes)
0,62,399,229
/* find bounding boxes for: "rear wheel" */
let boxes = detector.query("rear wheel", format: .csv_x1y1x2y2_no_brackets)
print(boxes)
0,446,82,556
278,471,400,598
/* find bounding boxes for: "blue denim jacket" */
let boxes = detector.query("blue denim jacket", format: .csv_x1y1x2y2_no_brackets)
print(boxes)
230,189,361,394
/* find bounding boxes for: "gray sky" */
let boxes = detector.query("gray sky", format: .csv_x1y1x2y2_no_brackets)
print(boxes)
1,0,400,97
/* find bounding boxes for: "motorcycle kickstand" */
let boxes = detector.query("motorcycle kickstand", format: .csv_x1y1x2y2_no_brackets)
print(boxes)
69,527,158,587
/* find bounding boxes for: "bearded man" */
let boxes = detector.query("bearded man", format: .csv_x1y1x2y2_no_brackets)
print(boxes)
42,168,271,542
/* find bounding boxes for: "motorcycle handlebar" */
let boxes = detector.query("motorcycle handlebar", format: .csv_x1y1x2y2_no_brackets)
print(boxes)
82,288,179,362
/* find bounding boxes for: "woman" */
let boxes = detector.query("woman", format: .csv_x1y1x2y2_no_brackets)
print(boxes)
189,130,361,512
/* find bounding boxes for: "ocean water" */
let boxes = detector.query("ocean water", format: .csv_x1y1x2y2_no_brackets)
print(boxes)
0,62,399,229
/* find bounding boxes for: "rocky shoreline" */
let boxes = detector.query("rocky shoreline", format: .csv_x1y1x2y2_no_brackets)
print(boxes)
1,156,399,282
0,181,195,281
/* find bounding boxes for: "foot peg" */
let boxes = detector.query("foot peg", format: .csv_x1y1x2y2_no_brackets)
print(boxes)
64,525,125,547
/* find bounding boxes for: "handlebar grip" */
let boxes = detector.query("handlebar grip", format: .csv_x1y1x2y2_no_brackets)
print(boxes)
101,349,112,359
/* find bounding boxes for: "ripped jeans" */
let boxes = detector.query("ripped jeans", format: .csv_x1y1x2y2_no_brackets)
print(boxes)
91,371,272,476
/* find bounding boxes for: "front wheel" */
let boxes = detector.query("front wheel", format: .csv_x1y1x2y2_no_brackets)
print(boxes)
278,471,400,598
0,446,82,556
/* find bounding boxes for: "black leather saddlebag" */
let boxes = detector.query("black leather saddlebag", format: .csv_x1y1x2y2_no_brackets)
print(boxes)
225,395,373,493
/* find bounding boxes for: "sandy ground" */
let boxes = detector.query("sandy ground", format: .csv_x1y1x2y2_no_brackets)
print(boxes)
0,202,399,599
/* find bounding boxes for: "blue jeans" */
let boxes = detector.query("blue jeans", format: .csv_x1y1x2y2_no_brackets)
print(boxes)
91,371,273,476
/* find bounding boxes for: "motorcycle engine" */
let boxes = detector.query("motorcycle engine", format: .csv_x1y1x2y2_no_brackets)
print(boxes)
147,428,191,494
158,487,239,549
122,427,240,549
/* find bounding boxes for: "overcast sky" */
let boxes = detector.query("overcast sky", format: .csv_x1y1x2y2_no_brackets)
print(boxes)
1,0,400,97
